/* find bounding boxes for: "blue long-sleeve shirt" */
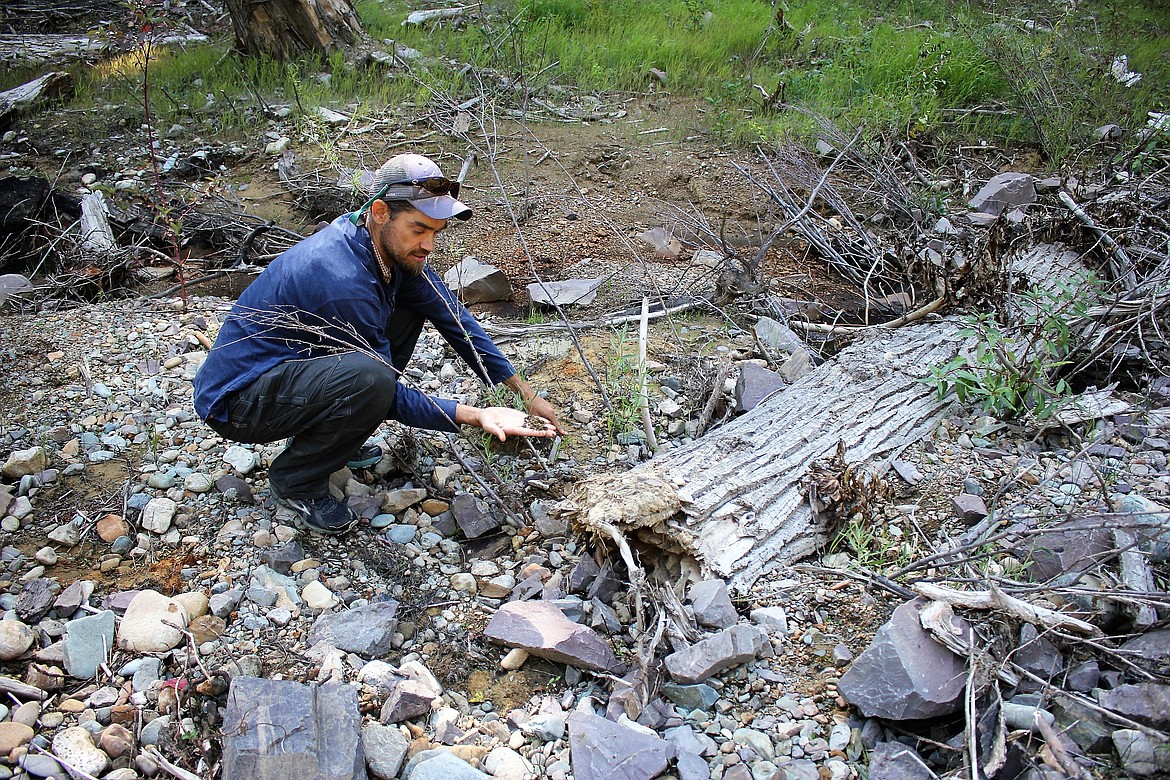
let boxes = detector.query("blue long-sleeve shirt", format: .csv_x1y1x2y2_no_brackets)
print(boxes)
193,214,516,432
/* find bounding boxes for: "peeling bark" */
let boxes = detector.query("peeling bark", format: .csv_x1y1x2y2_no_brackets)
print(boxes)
224,0,364,61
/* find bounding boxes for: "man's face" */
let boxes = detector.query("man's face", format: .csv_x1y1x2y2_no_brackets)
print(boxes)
376,206,447,277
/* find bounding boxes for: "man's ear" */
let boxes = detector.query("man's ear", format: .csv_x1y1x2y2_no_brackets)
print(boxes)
368,198,388,223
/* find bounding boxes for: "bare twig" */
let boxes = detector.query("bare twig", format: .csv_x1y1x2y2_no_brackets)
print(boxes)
912,581,1101,636
637,297,658,454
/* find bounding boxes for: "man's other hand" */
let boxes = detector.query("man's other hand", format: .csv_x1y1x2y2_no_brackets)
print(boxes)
523,394,565,435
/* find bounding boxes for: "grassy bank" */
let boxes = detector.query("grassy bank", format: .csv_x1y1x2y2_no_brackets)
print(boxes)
7,0,1166,166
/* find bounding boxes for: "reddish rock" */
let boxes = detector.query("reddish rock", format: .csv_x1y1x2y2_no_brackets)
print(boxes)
99,723,136,758
483,601,620,672
96,513,129,542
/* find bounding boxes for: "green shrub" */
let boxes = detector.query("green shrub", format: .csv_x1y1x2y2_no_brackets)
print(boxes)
929,273,1101,419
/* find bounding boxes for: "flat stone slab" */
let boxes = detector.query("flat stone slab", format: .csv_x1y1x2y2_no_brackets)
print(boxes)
664,624,774,684
735,362,787,412
568,710,670,780
308,600,399,656
63,610,115,679
222,677,366,780
483,600,620,672
1097,683,1170,730
687,579,737,629
867,740,939,779
528,278,604,307
968,172,1036,216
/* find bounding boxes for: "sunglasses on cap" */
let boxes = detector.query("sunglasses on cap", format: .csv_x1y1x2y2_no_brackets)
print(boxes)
351,177,462,224
378,176,461,200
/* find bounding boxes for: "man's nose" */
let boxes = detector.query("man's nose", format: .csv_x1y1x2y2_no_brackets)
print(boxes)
420,232,435,252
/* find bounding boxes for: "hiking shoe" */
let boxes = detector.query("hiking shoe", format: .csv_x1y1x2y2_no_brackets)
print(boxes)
274,494,360,535
346,443,383,469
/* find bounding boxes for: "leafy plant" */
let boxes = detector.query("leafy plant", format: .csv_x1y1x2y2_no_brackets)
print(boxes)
929,273,1100,419
831,516,914,571
601,327,646,445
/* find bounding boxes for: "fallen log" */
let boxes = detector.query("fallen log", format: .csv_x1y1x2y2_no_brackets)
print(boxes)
0,71,72,127
562,320,965,593
0,34,209,64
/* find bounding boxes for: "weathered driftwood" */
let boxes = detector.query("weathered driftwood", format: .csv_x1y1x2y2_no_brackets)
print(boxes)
0,675,47,699
0,71,71,126
912,581,1102,636
78,191,116,254
403,6,473,26
0,34,209,64
562,320,965,593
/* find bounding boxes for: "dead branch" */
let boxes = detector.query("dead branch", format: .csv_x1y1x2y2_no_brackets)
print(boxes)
912,581,1102,636
0,676,48,699
1058,190,1138,291
1035,709,1093,780
637,297,659,454
693,357,731,438
0,71,72,125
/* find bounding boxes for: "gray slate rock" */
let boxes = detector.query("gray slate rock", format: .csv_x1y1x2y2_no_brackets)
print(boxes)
1119,628,1170,674
968,172,1036,216
1065,659,1100,692
259,542,306,575
1052,697,1112,753
528,278,605,307
309,600,399,656
749,606,789,636
54,580,94,613
664,624,774,684
403,750,490,780
531,499,568,538
1016,623,1063,681
867,741,939,780
63,610,115,679
362,723,409,780
15,578,55,622
568,710,670,780
484,600,619,672
380,680,439,723
661,682,719,712
210,588,243,619
735,362,786,412
452,493,500,539
665,725,711,780
779,348,815,382
215,474,254,502
1111,729,1170,776
1097,683,1170,729
754,316,809,354
1020,517,1113,581
222,678,367,780
838,598,967,720
688,579,737,629
951,493,988,524
0,273,33,307
443,257,512,304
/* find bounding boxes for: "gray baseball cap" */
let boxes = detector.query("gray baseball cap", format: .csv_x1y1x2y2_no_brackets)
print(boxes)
358,153,472,221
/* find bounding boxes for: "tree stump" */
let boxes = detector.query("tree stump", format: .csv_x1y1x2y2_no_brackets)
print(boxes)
562,320,966,593
224,0,364,61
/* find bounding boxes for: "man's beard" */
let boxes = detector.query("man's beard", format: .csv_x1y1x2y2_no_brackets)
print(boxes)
384,242,426,277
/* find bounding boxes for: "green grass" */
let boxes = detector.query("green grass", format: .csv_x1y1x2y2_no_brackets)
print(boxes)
4,0,1165,165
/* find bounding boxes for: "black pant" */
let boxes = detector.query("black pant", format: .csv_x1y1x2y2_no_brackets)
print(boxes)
207,307,424,499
